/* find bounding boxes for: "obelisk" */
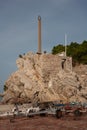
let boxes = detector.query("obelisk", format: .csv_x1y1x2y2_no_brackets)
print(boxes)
38,16,42,54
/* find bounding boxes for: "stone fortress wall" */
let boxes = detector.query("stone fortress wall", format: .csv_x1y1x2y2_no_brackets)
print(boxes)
37,53,72,74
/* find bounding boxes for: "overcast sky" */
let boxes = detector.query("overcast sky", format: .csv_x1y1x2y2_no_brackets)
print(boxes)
0,0,87,92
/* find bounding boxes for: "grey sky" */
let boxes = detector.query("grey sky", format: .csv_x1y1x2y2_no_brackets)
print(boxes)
0,0,87,92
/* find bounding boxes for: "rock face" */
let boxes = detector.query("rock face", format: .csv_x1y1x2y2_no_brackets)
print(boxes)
2,52,87,104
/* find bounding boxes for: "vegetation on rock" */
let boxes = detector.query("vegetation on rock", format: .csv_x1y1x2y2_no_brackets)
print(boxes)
52,40,87,66
4,85,8,91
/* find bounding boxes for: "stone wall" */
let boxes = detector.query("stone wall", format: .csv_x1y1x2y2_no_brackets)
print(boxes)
38,53,72,74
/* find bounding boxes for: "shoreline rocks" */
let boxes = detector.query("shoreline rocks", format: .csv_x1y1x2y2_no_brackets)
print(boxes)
2,52,87,104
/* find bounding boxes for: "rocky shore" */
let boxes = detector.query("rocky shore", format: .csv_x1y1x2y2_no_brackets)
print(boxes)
1,52,87,104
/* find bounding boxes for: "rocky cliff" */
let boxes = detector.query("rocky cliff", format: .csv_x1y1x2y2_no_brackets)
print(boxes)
2,52,87,104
